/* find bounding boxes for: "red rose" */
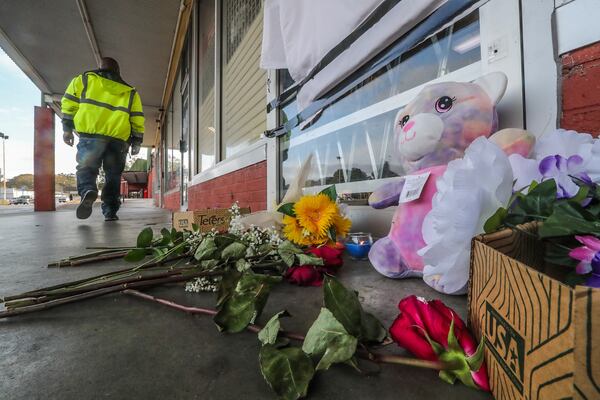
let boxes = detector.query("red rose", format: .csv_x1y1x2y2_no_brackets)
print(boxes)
307,245,344,268
390,296,489,391
285,246,344,287
285,265,324,286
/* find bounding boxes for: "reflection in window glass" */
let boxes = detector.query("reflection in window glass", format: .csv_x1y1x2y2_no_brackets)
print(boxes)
278,11,481,200
221,0,266,159
197,0,216,172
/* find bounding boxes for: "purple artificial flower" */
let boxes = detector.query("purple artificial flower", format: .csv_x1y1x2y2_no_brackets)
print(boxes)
539,155,592,199
569,235,600,288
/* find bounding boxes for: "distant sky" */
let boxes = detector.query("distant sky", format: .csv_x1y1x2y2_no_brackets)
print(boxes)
0,47,77,178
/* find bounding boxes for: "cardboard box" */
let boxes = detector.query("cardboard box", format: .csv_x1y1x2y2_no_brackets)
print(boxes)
469,222,599,400
172,207,250,233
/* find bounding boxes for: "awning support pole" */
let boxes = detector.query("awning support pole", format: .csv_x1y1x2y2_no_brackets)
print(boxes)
34,106,55,211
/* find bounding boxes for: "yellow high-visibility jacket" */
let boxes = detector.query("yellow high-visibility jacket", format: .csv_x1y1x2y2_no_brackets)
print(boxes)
61,71,144,143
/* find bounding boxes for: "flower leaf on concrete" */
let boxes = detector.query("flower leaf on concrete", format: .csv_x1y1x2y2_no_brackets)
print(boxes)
302,308,358,371
259,344,314,400
221,242,248,261
194,237,218,261
258,311,289,345
136,227,154,248
214,271,282,333
124,248,147,262
322,276,386,343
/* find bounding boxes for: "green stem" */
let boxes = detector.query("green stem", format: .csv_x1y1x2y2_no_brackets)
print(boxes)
124,290,459,372
2,254,190,303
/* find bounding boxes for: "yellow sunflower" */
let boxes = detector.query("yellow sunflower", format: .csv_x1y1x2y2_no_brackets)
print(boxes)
333,211,352,238
294,194,337,237
282,215,313,246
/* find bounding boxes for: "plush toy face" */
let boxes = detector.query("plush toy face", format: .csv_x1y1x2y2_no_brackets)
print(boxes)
394,72,507,170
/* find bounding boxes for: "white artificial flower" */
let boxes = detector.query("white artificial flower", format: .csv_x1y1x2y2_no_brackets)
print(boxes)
511,129,600,190
419,137,514,295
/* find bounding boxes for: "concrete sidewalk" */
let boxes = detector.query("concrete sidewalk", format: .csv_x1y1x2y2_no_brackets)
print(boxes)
0,199,490,400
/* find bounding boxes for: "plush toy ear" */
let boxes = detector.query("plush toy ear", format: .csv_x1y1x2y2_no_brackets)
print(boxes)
473,71,507,105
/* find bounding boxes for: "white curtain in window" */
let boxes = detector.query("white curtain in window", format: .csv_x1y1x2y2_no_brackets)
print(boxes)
261,0,447,110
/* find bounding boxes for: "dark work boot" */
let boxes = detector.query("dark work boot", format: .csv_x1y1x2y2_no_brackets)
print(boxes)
76,190,98,220
104,213,119,222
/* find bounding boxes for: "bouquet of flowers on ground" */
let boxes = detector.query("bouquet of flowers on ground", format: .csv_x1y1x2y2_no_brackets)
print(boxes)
276,185,351,286
484,129,600,287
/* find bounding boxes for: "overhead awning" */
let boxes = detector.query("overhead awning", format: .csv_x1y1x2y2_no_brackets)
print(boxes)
0,0,183,147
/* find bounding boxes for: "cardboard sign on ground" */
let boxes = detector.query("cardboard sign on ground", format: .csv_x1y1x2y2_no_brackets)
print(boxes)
172,208,250,233
469,222,599,400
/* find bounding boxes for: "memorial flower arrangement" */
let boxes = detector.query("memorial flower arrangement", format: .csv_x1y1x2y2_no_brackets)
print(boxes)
276,185,351,286
1,189,489,399
420,129,600,292
483,129,600,287
278,186,351,247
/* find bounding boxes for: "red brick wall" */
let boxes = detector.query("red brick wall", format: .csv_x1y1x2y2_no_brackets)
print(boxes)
561,42,600,137
188,161,267,212
163,190,181,211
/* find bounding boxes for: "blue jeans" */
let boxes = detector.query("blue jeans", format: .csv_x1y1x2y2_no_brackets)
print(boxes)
76,137,128,216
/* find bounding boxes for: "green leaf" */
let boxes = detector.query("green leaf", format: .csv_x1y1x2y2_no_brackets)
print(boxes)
438,370,457,385
414,325,444,355
194,237,218,261
137,227,154,248
572,185,590,204
278,241,303,254
466,336,486,372
565,271,587,286
278,241,303,268
302,308,358,371
518,179,557,217
280,252,295,268
322,276,387,344
214,272,282,333
199,259,218,269
360,311,387,343
191,223,199,232
235,258,251,272
215,234,238,249
277,203,296,217
216,270,242,307
483,207,507,234
221,242,247,261
258,311,289,345
259,345,314,400
295,253,324,266
322,276,363,338
124,248,147,262
151,247,168,261
539,201,600,238
319,185,337,202
159,227,172,245
544,242,578,267
446,318,461,353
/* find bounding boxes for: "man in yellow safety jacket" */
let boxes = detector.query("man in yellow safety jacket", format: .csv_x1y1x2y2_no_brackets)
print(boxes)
61,57,144,221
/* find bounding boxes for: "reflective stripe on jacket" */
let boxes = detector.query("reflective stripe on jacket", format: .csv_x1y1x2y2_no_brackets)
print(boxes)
61,71,144,142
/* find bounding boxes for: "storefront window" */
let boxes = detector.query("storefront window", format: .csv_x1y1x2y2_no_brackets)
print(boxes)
197,0,216,172
278,11,481,201
220,0,266,159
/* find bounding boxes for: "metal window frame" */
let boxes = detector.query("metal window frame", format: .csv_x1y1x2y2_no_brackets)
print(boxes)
214,0,223,165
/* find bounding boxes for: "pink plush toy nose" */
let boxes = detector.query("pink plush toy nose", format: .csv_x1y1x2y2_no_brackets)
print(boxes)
403,120,415,133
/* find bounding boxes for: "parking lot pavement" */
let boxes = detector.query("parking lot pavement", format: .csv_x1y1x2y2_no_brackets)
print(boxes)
0,204,34,215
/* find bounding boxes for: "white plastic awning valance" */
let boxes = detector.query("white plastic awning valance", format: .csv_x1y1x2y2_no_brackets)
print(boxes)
260,0,447,111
